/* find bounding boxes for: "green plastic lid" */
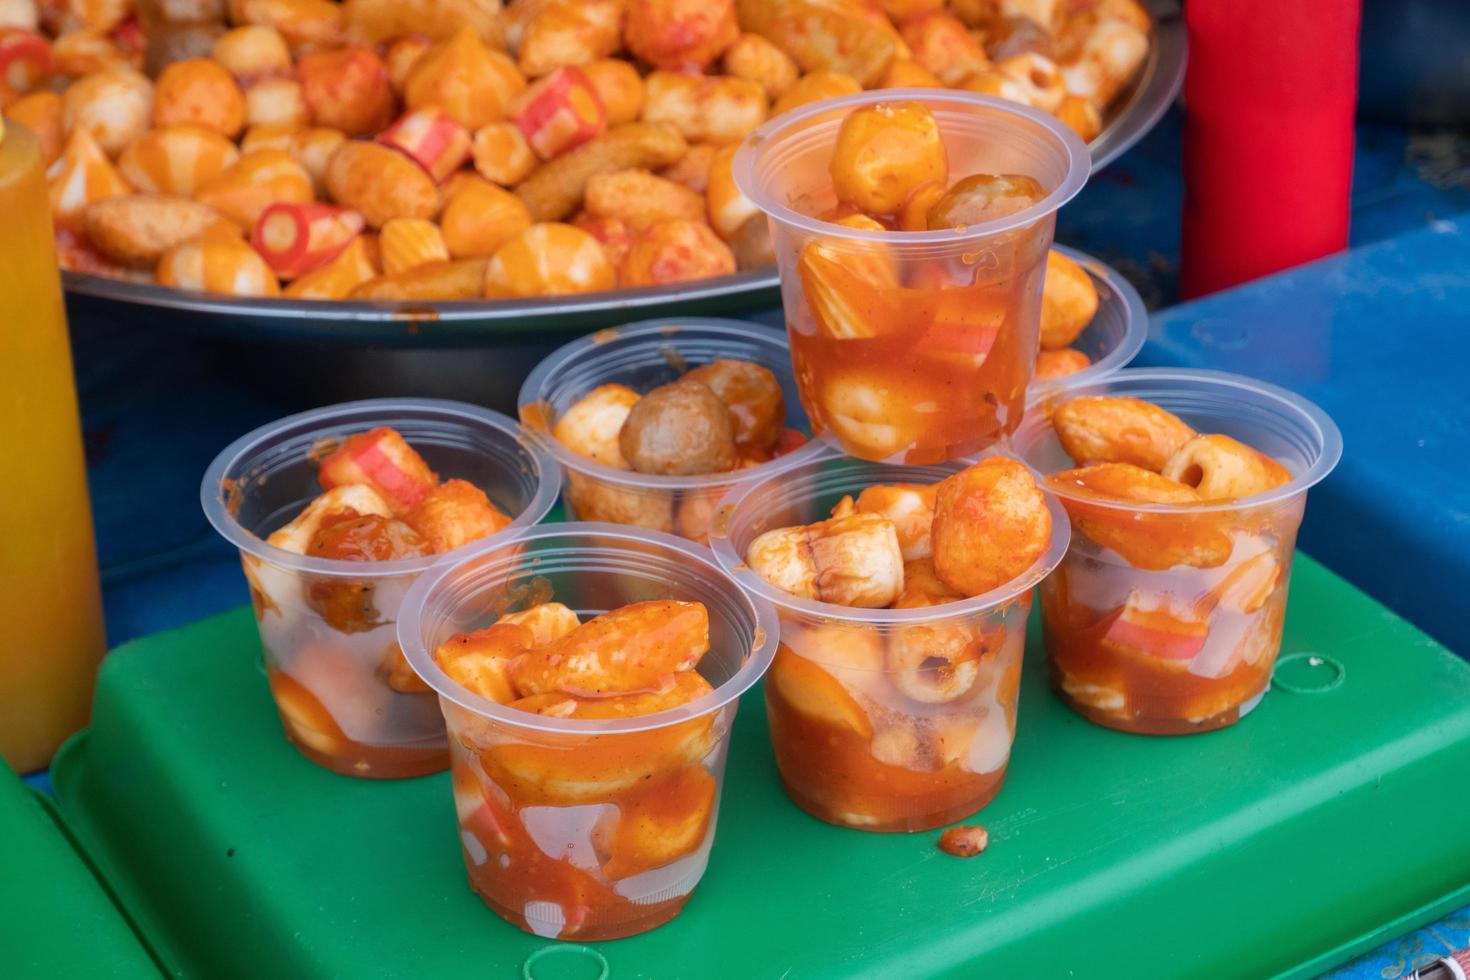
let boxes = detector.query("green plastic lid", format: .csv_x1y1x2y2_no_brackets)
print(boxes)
0,762,159,978
51,555,1470,979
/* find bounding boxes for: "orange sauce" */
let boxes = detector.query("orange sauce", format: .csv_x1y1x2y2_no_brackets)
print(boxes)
303,512,430,633
453,743,714,940
266,669,446,778
1041,559,1288,735
764,654,1011,833
790,225,1049,463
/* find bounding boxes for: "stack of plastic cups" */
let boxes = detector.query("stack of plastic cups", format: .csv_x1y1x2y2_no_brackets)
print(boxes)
735,89,1090,465
715,90,1091,832
710,453,1068,831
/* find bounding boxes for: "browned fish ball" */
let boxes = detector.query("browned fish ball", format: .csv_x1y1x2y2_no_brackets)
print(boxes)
619,379,738,475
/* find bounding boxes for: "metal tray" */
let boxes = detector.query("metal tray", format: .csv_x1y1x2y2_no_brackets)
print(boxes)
62,5,1183,348
1088,0,1186,170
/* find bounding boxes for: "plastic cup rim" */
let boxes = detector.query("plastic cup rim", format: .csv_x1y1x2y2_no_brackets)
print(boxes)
396,521,781,736
1032,244,1148,393
1012,367,1344,515
733,88,1092,246
707,444,1071,626
199,397,561,578
517,316,831,491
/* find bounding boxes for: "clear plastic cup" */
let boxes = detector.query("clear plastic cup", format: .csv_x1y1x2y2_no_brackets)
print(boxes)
708,450,1069,832
397,523,778,941
735,89,1090,464
201,399,559,778
1010,369,1343,735
518,317,828,544
1031,245,1148,397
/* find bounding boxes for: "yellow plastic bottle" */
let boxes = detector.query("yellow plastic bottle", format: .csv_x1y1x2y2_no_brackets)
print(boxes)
0,119,107,771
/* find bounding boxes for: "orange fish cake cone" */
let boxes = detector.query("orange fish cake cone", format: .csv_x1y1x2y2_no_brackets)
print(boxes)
483,222,615,298
156,235,281,297
195,148,313,229
46,126,130,231
117,126,241,196
283,234,378,298
404,26,525,131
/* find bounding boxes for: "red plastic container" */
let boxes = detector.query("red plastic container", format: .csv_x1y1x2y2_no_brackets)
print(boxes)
1181,0,1362,297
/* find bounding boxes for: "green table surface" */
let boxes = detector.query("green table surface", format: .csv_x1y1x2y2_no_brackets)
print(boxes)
52,555,1470,980
0,759,160,978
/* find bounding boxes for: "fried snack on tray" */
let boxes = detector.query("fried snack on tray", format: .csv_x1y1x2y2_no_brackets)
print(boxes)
514,122,687,222
619,218,735,287
770,68,861,116
378,217,449,274
47,127,129,231
584,167,702,231
284,234,377,297
85,194,229,268
195,148,313,227
62,66,153,154
156,234,281,296
118,125,239,194
323,139,436,228
15,0,1150,298
440,177,531,258
349,256,490,299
